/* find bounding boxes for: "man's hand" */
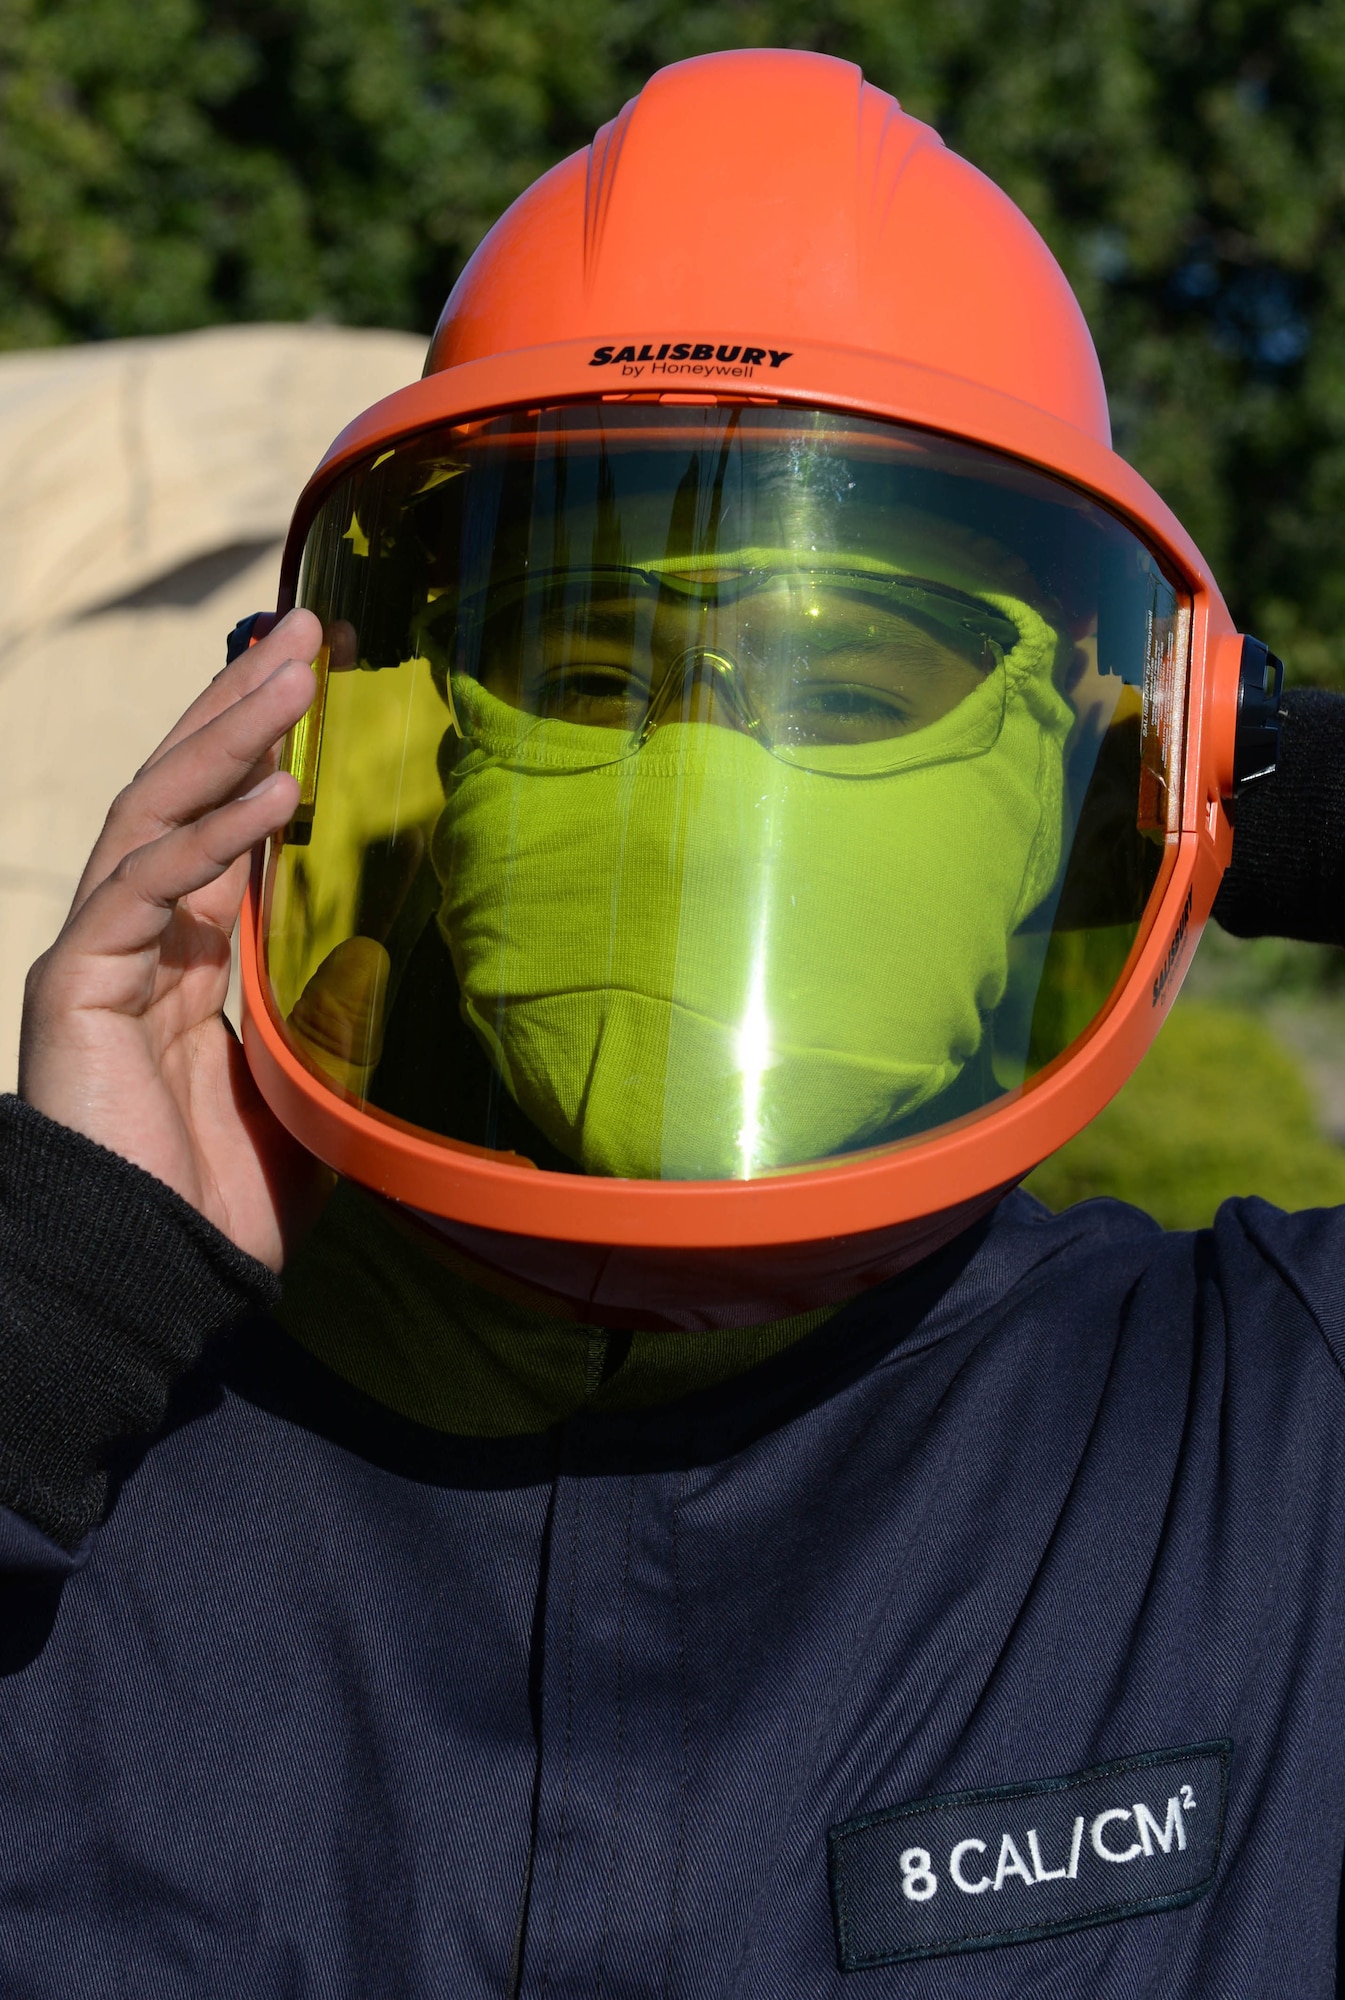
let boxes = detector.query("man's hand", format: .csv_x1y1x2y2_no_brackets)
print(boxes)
19,609,325,1272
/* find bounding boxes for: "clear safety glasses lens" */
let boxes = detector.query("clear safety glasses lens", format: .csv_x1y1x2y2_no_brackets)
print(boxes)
436,563,1013,769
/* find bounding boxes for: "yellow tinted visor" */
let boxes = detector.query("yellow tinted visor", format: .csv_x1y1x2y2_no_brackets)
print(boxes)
266,404,1189,1182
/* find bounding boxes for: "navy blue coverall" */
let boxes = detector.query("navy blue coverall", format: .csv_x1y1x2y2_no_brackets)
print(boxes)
2,1096,1344,1997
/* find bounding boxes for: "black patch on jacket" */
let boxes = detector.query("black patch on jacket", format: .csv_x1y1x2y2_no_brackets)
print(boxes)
829,1740,1231,1970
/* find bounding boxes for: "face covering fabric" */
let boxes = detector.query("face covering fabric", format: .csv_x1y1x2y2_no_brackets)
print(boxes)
430,593,1072,1181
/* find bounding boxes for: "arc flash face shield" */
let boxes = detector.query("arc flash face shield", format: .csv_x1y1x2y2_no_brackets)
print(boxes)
269,404,1183,1179
238,51,1278,1328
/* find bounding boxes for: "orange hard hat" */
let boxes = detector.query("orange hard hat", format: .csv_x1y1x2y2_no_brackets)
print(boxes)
238,49,1279,1329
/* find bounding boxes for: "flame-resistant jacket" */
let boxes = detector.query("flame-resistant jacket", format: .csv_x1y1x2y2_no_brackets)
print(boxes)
1,1097,1344,1996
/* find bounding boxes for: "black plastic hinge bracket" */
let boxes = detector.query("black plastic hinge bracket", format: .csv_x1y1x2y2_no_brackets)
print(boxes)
1232,634,1286,794
224,611,273,665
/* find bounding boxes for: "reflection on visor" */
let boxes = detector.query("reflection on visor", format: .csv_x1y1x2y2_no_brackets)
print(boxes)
269,403,1191,1184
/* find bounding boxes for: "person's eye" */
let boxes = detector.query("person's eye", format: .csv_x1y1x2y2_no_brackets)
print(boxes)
797,683,911,720
533,660,650,719
548,661,647,696
781,682,914,742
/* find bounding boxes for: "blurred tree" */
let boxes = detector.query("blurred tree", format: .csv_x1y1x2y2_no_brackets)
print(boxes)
3,0,1345,678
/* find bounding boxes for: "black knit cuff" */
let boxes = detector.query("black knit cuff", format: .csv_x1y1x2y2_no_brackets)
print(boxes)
0,1095,280,1550
1213,688,1345,946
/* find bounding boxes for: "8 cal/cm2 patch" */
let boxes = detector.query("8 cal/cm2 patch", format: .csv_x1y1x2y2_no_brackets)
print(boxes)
829,1740,1231,1970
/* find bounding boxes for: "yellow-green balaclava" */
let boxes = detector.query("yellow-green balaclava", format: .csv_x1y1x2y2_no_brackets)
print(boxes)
429,565,1072,1182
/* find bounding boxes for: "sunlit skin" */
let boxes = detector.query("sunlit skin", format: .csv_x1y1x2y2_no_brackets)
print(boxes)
18,612,335,1269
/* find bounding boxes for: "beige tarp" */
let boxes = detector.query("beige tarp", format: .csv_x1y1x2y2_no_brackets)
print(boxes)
0,322,425,1088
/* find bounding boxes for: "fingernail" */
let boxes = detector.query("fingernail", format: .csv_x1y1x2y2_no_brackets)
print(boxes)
242,773,281,800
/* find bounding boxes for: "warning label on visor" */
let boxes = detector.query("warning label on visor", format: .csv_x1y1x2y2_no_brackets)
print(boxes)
828,1740,1230,1970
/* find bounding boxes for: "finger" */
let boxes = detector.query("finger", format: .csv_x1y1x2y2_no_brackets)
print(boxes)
73,658,316,914
287,938,390,1097
59,772,300,974
140,607,324,772
128,657,315,834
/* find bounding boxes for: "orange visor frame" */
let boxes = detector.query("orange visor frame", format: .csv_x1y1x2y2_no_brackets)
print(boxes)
238,335,1241,1317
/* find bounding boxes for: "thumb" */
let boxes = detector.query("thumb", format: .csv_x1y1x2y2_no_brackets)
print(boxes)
287,936,390,1099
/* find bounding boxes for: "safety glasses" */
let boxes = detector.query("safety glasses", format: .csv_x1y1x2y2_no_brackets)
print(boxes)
427,562,1018,772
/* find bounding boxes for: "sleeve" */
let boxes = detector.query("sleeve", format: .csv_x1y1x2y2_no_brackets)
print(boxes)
0,1095,280,1567
1212,687,1345,945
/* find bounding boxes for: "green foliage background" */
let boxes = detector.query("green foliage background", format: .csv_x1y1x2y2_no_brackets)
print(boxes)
6,0,1345,1225
1024,997,1345,1224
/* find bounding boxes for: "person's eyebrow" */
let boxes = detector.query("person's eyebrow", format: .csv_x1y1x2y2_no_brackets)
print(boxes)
540,601,645,636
